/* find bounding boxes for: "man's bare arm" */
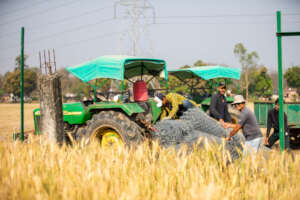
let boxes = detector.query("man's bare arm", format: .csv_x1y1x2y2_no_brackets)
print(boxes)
224,124,242,141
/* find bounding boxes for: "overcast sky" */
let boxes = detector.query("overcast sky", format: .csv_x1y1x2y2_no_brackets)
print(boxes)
0,0,300,74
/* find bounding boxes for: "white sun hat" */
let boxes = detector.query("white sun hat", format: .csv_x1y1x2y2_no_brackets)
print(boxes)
154,96,163,107
113,94,121,102
232,95,246,105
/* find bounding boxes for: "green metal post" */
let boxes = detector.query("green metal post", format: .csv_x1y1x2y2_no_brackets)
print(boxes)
121,80,124,101
93,79,97,102
276,11,285,151
191,74,194,94
165,63,168,90
20,27,25,142
216,78,219,93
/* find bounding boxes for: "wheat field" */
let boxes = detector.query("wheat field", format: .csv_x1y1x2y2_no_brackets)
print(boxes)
0,103,299,200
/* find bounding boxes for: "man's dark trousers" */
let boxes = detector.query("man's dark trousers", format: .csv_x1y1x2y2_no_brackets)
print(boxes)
268,131,290,149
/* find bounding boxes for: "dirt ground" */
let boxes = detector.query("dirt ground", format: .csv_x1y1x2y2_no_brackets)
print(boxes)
0,103,39,141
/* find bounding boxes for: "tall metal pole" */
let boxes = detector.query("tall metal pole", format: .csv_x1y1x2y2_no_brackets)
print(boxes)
276,11,285,152
20,27,25,141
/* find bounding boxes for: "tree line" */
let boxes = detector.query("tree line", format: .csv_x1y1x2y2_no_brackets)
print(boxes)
0,43,299,101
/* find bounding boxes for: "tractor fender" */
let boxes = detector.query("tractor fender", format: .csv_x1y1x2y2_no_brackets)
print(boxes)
86,102,145,117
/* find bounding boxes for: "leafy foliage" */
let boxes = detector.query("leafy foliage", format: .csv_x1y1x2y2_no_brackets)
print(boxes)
180,64,191,69
3,68,37,97
234,43,259,100
284,66,300,93
193,60,207,66
57,68,90,98
15,55,29,69
249,66,273,97
2,55,37,97
0,74,3,97
167,75,189,94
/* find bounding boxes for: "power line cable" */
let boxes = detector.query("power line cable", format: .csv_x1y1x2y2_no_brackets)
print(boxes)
151,19,300,25
2,11,298,39
29,18,115,43
0,6,113,39
154,13,300,19
0,0,47,17
0,30,124,67
152,22,275,25
0,17,115,53
0,0,81,26
284,13,300,16
55,30,124,49
156,14,273,19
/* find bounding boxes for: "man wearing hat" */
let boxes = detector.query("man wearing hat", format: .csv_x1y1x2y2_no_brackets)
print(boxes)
154,93,197,120
223,95,263,154
209,82,232,124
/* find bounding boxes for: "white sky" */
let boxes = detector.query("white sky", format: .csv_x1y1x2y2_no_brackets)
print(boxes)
0,0,300,74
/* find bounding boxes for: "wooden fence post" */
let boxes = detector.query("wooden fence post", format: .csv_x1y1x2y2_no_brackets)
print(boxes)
39,50,64,144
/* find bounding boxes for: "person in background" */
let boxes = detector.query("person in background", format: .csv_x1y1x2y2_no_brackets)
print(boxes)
209,82,232,124
265,98,290,149
154,93,197,120
223,95,263,155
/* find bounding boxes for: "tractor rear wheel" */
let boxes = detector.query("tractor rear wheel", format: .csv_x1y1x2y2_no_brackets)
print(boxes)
77,111,143,148
289,128,300,149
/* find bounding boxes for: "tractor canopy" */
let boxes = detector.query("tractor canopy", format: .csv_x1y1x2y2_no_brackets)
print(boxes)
168,66,241,109
66,55,167,82
168,66,240,81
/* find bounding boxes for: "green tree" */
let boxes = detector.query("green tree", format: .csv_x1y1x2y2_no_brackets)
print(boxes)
234,43,259,100
180,64,191,69
249,66,273,98
284,66,300,94
0,73,3,89
0,73,4,98
58,68,89,98
193,60,207,66
167,75,189,94
3,68,37,97
15,55,29,69
2,55,37,97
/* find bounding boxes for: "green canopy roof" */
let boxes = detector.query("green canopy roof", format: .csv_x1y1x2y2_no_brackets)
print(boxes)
66,55,167,82
168,66,241,81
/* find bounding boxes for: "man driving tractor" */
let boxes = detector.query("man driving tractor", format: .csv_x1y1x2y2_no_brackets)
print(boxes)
154,93,197,120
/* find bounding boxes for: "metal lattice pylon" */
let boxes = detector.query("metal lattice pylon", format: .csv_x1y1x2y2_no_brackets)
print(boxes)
114,0,156,56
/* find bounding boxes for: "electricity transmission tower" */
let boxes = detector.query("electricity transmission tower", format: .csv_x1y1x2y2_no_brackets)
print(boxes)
114,0,156,56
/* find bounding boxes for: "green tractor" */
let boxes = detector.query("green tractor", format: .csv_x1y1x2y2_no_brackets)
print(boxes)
33,55,168,147
168,66,241,119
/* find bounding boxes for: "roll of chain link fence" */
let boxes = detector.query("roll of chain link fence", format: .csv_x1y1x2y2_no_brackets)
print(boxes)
153,108,245,161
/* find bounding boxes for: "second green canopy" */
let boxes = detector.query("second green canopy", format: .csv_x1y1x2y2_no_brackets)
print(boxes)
168,66,241,80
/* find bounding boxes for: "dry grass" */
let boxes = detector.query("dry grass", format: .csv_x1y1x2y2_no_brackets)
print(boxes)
0,140,299,200
1,103,299,199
